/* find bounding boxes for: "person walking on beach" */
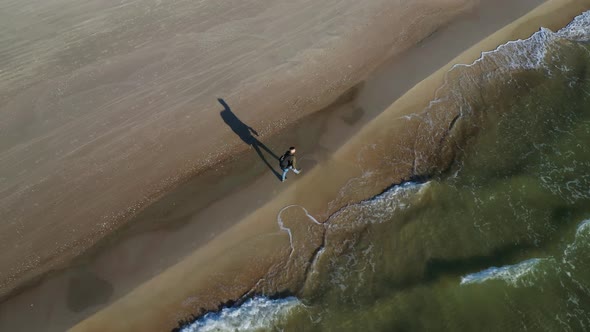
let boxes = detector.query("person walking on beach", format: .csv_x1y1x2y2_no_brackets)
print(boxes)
218,98,282,180
279,147,301,182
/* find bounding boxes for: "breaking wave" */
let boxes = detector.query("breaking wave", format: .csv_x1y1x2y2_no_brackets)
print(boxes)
180,296,301,332
462,217,590,289
460,258,545,287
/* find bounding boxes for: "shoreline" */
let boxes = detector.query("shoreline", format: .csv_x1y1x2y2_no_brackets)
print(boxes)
66,1,590,331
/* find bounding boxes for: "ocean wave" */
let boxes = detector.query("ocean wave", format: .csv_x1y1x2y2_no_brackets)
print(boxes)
456,10,590,73
426,9,590,118
563,219,590,263
460,258,545,287
575,218,590,237
557,10,590,41
403,12,590,179
462,217,590,289
327,181,429,230
180,296,301,332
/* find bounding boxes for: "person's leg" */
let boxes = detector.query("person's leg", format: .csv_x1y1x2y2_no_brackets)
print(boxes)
292,167,301,174
281,168,289,181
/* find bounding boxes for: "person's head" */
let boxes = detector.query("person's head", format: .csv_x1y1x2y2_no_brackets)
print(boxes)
289,146,296,154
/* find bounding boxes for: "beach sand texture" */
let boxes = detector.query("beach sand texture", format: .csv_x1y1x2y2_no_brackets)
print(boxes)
0,0,475,302
66,0,590,331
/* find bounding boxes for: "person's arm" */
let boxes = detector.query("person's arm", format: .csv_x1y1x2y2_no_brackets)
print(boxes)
292,156,298,169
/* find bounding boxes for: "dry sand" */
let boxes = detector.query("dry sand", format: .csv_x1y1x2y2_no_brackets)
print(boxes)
0,0,475,302
61,0,590,331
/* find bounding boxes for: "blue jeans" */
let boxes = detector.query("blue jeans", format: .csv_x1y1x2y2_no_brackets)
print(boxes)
281,166,300,181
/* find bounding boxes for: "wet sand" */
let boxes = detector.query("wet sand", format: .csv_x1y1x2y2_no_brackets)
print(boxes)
54,0,590,331
0,0,476,303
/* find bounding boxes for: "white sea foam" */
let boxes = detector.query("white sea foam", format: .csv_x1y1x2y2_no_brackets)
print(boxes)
557,10,590,41
563,219,590,264
460,258,544,287
447,10,590,81
448,28,552,76
180,296,301,332
463,218,590,289
327,181,429,230
575,218,590,237
277,205,322,259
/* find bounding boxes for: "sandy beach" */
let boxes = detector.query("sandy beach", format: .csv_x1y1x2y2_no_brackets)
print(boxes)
2,0,590,331
0,0,474,299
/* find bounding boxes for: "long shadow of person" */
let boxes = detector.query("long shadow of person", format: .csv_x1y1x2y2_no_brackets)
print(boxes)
218,98,281,180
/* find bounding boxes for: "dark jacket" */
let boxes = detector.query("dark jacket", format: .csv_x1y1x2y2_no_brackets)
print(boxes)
279,151,296,169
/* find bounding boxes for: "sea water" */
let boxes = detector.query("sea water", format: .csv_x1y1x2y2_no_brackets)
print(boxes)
184,11,590,332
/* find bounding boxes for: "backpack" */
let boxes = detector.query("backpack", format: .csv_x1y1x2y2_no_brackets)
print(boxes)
279,153,289,169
